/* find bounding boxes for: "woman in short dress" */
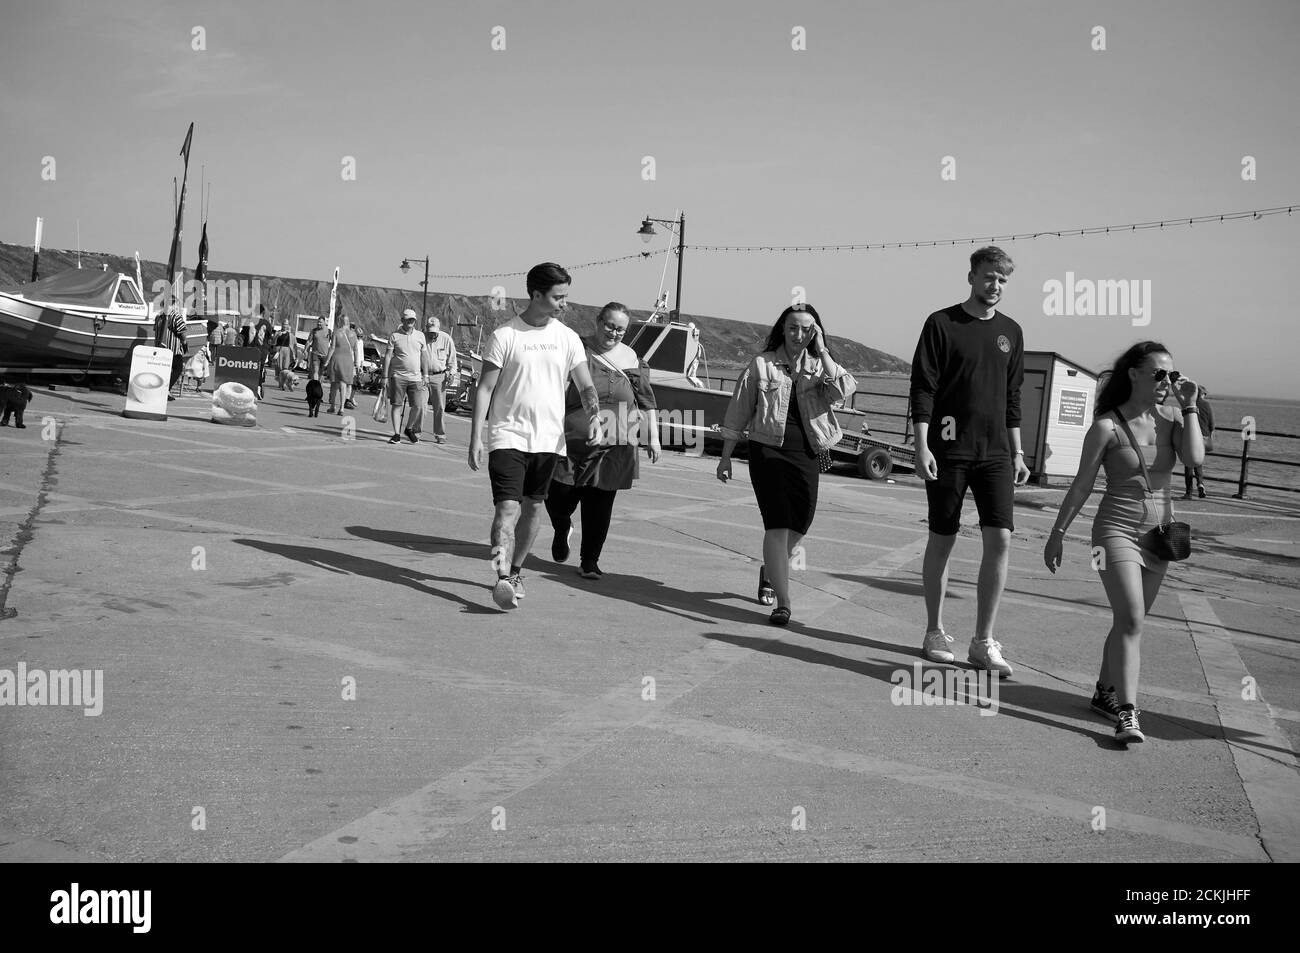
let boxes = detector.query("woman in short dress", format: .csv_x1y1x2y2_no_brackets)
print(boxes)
717,304,857,625
546,302,661,579
326,315,357,414
1044,341,1204,744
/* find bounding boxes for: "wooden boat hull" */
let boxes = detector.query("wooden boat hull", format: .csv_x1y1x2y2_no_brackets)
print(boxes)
0,292,207,375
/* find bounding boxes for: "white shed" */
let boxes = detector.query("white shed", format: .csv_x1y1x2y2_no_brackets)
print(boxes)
1020,351,1099,484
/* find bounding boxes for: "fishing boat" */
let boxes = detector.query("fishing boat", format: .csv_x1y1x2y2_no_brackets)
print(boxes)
0,268,208,379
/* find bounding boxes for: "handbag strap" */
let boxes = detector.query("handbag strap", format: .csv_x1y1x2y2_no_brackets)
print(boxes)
589,347,631,382
1112,411,1175,524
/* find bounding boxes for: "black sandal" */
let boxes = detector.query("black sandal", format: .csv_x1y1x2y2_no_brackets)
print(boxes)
757,565,775,606
769,606,791,626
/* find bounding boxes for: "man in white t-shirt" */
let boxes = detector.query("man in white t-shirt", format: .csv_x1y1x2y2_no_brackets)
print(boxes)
469,262,602,610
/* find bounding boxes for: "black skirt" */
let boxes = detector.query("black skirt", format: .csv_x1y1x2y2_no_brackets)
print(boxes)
748,390,819,534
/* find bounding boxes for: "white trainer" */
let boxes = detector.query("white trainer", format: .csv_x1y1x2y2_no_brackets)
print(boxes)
492,577,518,610
922,629,955,663
968,638,1013,678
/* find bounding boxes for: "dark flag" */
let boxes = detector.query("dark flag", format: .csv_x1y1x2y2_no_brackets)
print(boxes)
165,123,195,316
194,221,209,316
195,222,209,283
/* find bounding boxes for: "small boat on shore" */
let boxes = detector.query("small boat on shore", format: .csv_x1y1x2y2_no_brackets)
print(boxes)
0,269,207,379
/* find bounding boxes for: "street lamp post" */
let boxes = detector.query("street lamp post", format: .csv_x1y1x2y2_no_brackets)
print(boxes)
637,212,685,321
399,256,430,324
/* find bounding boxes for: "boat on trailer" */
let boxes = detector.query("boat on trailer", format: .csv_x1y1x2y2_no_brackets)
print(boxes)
0,268,206,380
625,317,911,479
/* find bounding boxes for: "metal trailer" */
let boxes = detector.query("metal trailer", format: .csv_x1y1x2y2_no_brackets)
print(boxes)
827,408,917,480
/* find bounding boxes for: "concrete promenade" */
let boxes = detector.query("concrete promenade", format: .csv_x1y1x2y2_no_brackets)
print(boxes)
2,384,1298,863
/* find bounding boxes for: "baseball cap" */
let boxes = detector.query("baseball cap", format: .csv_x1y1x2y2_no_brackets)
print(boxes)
401,309,418,323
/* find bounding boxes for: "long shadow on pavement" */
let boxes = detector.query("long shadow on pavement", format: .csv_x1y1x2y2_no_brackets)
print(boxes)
704,628,1296,757
232,538,496,615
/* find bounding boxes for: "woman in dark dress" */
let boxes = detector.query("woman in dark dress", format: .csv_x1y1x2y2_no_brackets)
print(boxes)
717,304,857,624
546,303,662,578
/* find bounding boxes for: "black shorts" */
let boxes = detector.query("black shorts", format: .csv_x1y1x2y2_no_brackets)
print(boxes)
925,457,1015,535
488,449,560,505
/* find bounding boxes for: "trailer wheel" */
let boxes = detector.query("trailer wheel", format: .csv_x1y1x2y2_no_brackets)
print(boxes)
858,447,893,480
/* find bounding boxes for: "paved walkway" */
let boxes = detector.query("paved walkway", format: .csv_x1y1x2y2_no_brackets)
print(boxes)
1,384,1297,862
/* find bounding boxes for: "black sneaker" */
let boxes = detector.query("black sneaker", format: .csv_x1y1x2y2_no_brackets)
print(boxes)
388,434,401,444
1115,708,1145,744
552,525,573,563
1198,486,1207,499
579,561,603,579
1090,684,1121,723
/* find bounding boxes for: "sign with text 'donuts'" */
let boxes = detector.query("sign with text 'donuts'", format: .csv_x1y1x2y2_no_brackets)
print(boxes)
212,346,264,391
122,345,173,421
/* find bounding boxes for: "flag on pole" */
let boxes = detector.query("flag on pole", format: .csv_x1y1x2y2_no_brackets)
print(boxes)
166,123,195,316
327,266,340,332
194,222,209,316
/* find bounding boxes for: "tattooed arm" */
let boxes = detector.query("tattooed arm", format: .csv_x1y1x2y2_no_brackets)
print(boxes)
570,361,604,444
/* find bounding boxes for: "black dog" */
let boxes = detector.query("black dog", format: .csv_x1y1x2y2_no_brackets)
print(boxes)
305,379,323,417
0,382,33,429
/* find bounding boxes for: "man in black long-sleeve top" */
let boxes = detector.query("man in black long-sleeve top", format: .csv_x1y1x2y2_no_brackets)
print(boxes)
909,246,1029,677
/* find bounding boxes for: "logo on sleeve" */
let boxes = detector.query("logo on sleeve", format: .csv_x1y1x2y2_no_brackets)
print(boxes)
996,334,1010,353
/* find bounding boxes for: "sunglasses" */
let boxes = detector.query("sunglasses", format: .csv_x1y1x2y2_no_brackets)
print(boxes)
1151,369,1182,384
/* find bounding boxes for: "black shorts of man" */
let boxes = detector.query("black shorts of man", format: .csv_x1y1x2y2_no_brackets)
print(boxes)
910,246,1030,677
467,263,602,611
0,382,34,428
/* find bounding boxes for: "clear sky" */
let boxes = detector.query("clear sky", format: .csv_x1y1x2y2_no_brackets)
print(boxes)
2,0,1297,398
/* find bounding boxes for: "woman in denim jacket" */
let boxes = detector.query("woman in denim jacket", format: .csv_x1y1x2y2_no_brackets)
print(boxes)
717,304,857,625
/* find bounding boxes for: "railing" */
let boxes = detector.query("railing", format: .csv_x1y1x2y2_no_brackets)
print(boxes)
1211,426,1300,499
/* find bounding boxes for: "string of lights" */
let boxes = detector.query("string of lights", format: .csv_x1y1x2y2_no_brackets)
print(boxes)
427,204,1294,279
429,248,669,281
690,205,1296,253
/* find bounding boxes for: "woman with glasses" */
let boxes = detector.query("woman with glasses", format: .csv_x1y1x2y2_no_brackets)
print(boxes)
546,303,661,579
717,304,857,626
1043,341,1204,745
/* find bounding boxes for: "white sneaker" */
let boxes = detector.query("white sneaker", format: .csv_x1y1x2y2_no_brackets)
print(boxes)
921,629,955,663
968,638,1013,678
492,577,518,610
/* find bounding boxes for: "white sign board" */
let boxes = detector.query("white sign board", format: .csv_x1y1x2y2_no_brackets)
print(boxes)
122,345,173,421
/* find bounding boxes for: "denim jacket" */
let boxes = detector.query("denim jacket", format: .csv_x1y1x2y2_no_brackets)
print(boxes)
721,351,858,452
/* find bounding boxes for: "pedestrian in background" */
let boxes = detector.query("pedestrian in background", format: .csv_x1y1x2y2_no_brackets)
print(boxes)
383,309,430,444
424,316,459,444
327,313,357,414
308,317,331,382
1183,385,1215,499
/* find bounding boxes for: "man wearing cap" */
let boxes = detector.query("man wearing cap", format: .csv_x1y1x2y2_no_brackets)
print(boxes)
424,316,459,444
383,309,431,444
